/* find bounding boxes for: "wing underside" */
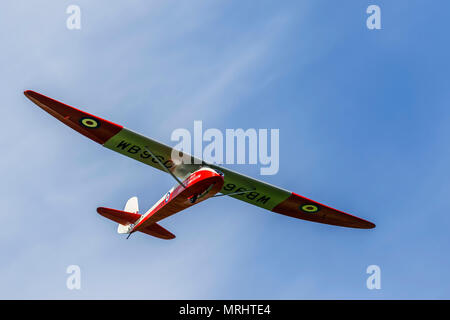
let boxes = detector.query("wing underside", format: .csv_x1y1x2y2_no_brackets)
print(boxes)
25,90,375,229
140,223,176,240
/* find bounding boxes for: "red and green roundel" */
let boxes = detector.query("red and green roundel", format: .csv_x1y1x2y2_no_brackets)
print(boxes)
300,204,320,213
79,117,100,128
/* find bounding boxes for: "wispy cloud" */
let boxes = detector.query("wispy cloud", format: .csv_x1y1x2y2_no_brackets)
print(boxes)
2,0,450,299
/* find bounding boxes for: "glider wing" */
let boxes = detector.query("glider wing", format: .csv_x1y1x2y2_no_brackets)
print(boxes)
24,90,375,229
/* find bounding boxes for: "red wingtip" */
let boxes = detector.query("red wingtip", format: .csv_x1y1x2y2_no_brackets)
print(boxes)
273,193,376,229
24,90,123,145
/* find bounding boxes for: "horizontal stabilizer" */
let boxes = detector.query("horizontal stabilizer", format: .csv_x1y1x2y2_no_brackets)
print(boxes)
97,207,141,225
140,223,176,240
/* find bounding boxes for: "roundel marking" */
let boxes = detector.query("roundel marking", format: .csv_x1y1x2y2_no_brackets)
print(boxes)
79,117,100,128
300,204,319,213
165,192,171,203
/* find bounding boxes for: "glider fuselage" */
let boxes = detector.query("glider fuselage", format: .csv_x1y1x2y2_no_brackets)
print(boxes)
131,168,224,235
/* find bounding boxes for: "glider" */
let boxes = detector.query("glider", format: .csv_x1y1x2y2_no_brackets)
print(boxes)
24,90,375,240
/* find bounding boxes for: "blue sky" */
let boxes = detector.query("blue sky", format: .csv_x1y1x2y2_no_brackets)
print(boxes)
1,0,449,299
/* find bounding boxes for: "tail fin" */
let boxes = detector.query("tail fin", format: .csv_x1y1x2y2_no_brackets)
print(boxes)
118,196,139,234
124,196,139,214
96,197,141,234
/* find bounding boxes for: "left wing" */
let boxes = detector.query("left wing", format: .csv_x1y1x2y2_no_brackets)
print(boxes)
24,90,375,229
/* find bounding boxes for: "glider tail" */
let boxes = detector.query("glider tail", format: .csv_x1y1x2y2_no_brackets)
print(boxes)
97,197,176,240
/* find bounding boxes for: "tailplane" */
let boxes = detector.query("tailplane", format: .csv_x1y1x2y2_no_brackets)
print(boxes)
140,223,176,240
96,196,175,240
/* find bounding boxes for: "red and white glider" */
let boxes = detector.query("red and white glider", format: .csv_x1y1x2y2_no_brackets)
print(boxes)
24,90,375,240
